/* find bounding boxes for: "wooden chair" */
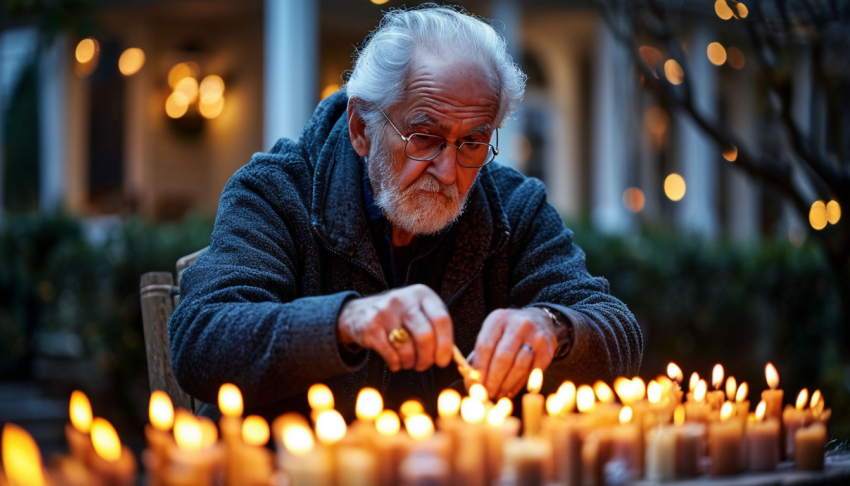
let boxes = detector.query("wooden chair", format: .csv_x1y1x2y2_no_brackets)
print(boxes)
139,247,208,412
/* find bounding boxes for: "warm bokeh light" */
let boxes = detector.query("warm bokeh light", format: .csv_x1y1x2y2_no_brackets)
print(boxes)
308,384,334,411
614,377,634,404
727,47,746,69
623,188,646,213
723,145,738,162
647,380,663,404
405,414,435,440
667,363,683,383
460,397,486,424
495,397,514,417
593,381,615,404
645,106,669,147
218,383,243,418
242,415,270,447
765,363,779,389
576,385,596,413
694,380,707,402
91,417,121,463
118,48,145,76
527,368,543,394
470,384,489,403
736,382,748,403
75,38,98,64
725,377,737,401
639,46,664,77
69,390,93,434
712,364,724,389
174,411,202,452
720,401,735,421
199,75,225,103
755,400,766,421
546,393,566,416
356,388,383,422
689,372,700,392
199,417,218,448
199,96,225,119
273,412,309,444
619,406,633,424
796,389,809,410
282,423,315,457
315,410,346,445
149,391,174,431
664,173,686,201
371,0,391,4
165,92,189,119
437,389,462,418
674,405,685,425
175,77,199,103
321,84,340,100
811,390,822,408
664,59,684,85
632,377,646,401
557,381,577,402
715,0,734,20
707,42,727,66
168,62,198,89
736,3,749,18
810,200,828,230
827,200,841,225
486,406,508,426
376,410,401,436
400,399,425,419
2,423,47,486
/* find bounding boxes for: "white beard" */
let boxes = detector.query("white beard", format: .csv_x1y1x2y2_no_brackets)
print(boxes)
366,136,472,236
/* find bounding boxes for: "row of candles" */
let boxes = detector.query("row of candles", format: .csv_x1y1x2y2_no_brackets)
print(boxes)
0,362,832,486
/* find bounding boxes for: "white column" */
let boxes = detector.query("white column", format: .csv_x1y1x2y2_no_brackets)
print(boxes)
491,0,523,170
38,34,70,212
675,26,719,238
726,66,759,243
590,22,632,234
264,0,318,149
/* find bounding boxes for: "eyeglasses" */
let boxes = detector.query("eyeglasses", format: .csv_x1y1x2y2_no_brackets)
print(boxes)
380,110,498,168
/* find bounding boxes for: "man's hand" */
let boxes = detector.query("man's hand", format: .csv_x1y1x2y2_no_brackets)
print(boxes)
337,284,454,372
468,308,558,399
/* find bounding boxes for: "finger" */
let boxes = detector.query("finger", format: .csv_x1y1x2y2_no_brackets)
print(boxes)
420,295,454,368
364,325,402,372
379,308,416,370
404,307,436,371
531,335,555,372
485,326,524,399
473,310,507,387
498,344,535,399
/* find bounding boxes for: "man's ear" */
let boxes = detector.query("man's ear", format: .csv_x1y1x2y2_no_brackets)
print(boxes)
347,98,371,157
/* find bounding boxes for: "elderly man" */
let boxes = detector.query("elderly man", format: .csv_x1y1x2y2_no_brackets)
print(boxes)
169,5,642,420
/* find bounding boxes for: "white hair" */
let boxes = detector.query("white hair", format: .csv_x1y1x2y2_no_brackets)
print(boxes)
345,4,527,133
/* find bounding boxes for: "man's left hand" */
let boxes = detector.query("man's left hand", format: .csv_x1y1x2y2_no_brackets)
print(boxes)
467,308,558,400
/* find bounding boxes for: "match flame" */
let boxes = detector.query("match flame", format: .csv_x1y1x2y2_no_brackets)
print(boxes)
355,388,383,422
647,380,663,404
218,383,243,418
712,364,724,390
735,382,748,403
2,423,47,486
282,423,315,457
149,391,174,431
593,381,615,404
438,389,462,418
546,393,566,416
376,410,400,436
486,406,507,426
810,390,822,409
674,405,685,425
400,400,425,419
405,414,434,440
199,416,218,448
694,380,707,403
315,410,346,445
91,417,122,463
495,397,513,417
307,384,334,411
796,389,809,410
689,372,700,392
576,385,596,413
720,402,734,421
174,410,202,452
726,377,737,401
667,363,683,383
765,363,779,390
527,368,543,394
469,384,489,403
69,390,93,434
242,415,270,446
619,406,633,424
755,400,766,421
460,397,486,424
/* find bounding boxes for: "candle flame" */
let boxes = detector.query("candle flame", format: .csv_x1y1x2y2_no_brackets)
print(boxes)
765,363,779,390
647,380,663,404
667,363,683,383
199,416,218,448
557,381,577,412
174,410,203,451
218,383,243,418
69,390,93,434
725,377,737,401
2,424,47,486
720,401,734,421
689,372,700,392
315,410,346,445
486,406,507,426
273,412,309,443
355,388,383,422
796,389,808,410
376,410,400,436
735,382,748,403
593,381,615,404
632,377,646,401
149,391,174,431
712,364,724,390
527,368,543,394
469,384,489,403
307,383,334,411
437,389,462,418
546,393,566,416
495,397,514,417
755,400,766,421
400,400,425,419
242,415,270,446
613,377,632,404
282,423,315,457
576,385,596,413
405,414,434,440
460,396,486,424
810,390,822,409
674,405,685,425
90,417,122,462
619,406,633,424
694,380,707,403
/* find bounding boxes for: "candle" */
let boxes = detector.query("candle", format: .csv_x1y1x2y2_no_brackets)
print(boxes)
316,409,347,485
144,391,175,486
708,402,742,476
486,403,520,485
455,397,486,486
795,422,827,471
164,411,223,486
66,390,95,461
278,418,331,486
523,368,545,436
503,437,549,486
308,383,335,424
399,450,450,486
400,400,425,420
608,406,641,482
2,423,49,486
336,447,377,486
581,427,613,486
351,388,383,446
229,415,273,486
88,417,137,486
684,379,710,423
783,388,814,460
435,389,461,476
374,410,406,486
761,363,783,421
746,400,779,471
734,382,750,429
544,383,583,486
707,364,725,410
218,384,244,486
644,425,676,481
667,362,684,385
592,381,621,426
673,405,704,478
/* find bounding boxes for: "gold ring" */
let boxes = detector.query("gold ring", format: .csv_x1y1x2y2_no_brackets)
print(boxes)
389,328,411,349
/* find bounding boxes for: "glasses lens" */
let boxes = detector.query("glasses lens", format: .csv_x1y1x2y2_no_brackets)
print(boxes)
458,143,496,168
406,134,444,160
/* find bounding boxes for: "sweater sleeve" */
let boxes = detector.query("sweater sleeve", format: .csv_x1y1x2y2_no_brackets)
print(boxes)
501,171,643,387
168,160,366,408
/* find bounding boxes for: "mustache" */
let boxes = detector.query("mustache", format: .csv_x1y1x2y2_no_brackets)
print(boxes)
412,173,460,199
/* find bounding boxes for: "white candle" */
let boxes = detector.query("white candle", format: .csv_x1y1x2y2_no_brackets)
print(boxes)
523,368,545,436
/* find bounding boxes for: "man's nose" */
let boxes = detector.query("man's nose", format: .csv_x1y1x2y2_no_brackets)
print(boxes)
427,145,458,186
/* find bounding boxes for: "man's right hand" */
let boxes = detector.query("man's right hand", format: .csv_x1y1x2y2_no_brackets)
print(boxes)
337,284,454,372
